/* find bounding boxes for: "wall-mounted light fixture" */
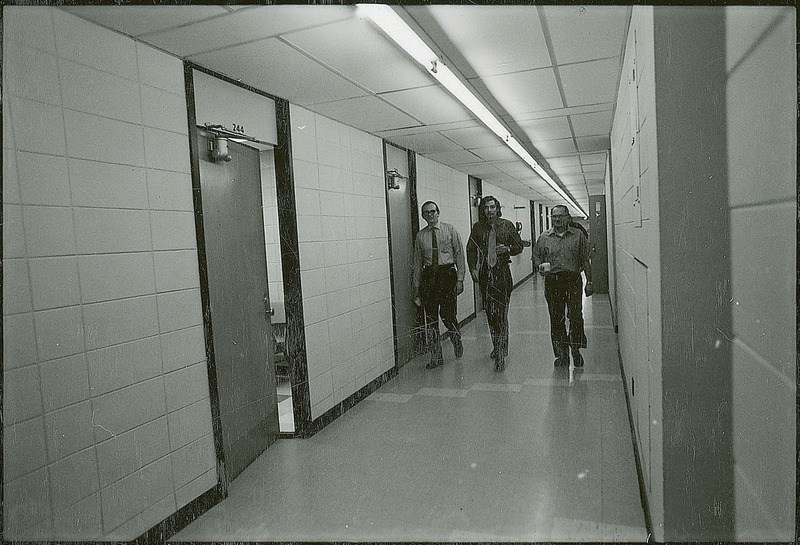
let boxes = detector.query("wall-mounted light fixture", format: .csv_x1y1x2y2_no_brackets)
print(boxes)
358,4,588,219
209,136,232,162
386,168,406,190
202,123,272,164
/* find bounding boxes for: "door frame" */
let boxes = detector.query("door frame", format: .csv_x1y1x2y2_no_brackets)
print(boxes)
468,176,483,313
383,142,420,368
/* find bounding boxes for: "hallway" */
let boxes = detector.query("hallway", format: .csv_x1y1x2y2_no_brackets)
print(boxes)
171,276,647,542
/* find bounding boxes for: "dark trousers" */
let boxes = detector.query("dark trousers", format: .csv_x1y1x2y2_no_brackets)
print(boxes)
544,271,587,357
420,265,460,358
480,264,512,357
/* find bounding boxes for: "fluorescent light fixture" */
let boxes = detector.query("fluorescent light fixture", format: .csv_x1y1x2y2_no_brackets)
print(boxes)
358,3,587,218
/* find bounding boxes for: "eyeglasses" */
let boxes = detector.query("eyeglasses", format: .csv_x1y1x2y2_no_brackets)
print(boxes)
422,209,439,215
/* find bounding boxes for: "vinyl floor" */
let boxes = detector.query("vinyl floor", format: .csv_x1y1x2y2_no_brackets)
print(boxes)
171,275,648,543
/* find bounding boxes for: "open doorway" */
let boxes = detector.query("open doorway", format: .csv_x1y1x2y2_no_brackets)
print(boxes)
258,148,294,433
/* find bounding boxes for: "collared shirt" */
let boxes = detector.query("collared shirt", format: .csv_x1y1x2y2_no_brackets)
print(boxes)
532,226,589,274
466,218,525,274
412,222,465,293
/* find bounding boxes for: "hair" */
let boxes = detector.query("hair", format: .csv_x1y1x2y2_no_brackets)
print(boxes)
421,200,439,213
552,204,570,216
478,195,502,222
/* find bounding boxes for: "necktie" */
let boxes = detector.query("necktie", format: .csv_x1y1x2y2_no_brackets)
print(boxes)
488,225,497,268
431,228,439,267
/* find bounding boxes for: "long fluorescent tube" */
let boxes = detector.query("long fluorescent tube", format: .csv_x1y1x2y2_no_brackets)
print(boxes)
358,3,587,218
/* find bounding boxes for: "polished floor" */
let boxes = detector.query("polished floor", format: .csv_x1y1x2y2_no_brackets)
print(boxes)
171,276,648,542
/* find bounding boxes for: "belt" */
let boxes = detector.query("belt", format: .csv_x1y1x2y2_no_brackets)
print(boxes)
546,270,580,281
424,263,455,272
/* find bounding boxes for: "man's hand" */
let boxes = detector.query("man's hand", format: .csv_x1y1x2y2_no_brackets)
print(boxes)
456,280,464,295
537,263,548,276
414,296,422,307
470,269,479,283
584,282,594,297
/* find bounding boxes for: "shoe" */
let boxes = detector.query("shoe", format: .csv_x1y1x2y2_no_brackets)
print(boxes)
572,350,584,367
426,357,444,369
554,350,570,367
494,356,506,372
453,337,463,359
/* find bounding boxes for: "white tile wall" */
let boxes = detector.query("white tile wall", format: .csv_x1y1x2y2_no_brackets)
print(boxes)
608,6,796,541
291,106,395,418
2,7,215,540
725,7,796,540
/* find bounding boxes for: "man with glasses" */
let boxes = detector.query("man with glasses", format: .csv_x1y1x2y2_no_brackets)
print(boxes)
533,205,594,368
412,201,466,369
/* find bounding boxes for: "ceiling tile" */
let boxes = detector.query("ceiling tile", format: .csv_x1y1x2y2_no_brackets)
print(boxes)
284,16,436,94
375,120,478,139
576,135,610,152
560,174,586,184
570,110,614,137
471,145,519,162
582,163,606,173
518,115,572,142
439,126,504,149
559,57,621,107
494,160,537,175
309,95,420,133
144,6,354,57
424,149,485,165
62,6,227,38
477,67,563,115
416,6,551,77
533,138,577,157
580,152,608,165
384,132,462,154
546,156,582,168
380,85,474,125
511,103,613,122
553,164,584,175
461,164,506,179
542,5,630,65
190,38,367,106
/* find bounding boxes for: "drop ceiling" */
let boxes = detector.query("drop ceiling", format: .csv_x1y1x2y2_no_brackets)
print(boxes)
64,4,631,216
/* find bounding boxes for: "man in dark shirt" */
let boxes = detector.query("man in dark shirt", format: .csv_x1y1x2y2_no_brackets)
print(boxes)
467,196,525,371
412,201,466,369
532,205,593,367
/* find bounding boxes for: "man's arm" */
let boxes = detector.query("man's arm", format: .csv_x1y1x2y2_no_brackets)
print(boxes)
411,234,423,302
466,224,481,283
452,226,466,294
578,232,593,294
506,220,525,256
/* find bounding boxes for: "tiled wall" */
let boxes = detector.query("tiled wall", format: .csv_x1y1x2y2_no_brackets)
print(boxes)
725,7,795,540
481,183,533,286
609,7,663,532
2,7,215,540
289,105,395,420
610,6,796,541
415,156,475,322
